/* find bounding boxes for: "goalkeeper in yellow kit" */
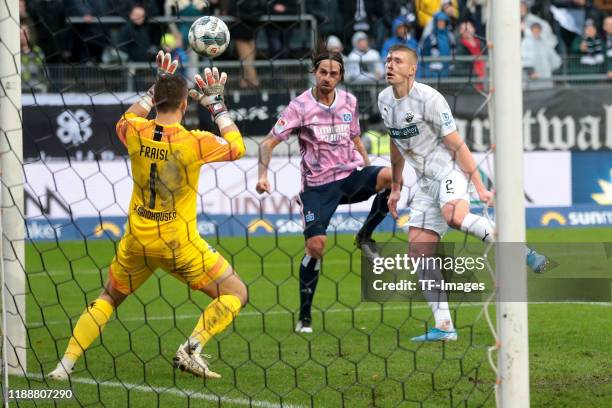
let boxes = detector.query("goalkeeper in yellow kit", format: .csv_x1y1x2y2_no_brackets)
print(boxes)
48,51,247,380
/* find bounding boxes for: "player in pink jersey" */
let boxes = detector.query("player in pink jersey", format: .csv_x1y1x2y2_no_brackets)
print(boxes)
256,51,393,333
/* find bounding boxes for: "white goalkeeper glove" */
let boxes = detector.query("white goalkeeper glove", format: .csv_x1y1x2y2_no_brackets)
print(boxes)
189,67,233,128
139,50,180,111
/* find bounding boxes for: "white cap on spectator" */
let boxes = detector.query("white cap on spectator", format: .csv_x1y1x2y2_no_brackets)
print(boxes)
326,35,343,52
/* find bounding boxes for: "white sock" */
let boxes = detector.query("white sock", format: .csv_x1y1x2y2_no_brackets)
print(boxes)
460,213,495,242
428,301,453,331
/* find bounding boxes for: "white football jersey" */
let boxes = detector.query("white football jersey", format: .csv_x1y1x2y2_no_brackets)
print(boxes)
378,82,458,181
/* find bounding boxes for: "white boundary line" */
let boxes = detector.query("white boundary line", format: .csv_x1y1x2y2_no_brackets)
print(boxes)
19,372,307,408
28,302,610,327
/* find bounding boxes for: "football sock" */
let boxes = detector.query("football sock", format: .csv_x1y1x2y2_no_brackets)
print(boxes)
460,213,495,243
188,295,242,352
299,255,321,321
416,265,453,330
63,298,114,366
358,189,390,239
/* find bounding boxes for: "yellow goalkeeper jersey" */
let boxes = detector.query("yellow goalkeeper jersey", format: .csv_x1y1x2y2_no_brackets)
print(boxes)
116,112,244,256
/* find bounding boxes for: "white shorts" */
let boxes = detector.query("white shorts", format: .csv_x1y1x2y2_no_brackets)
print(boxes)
407,169,472,237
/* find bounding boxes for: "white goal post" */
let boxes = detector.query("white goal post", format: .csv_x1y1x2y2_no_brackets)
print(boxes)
491,0,531,406
0,0,27,382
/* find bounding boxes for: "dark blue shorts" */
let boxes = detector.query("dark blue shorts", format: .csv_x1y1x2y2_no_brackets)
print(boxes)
297,166,384,239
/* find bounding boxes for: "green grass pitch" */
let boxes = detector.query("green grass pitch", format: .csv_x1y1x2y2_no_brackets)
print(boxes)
8,227,612,407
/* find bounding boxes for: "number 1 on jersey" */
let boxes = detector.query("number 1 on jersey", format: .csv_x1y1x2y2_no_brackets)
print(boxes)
148,163,157,209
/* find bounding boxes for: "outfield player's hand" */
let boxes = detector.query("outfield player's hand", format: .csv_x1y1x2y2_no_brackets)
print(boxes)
388,189,401,219
190,67,229,119
155,50,179,76
256,178,271,194
477,188,494,207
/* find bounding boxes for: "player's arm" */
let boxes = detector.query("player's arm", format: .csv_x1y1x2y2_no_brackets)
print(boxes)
443,131,493,206
116,51,179,145
388,140,405,219
353,136,371,167
190,67,245,161
256,135,282,194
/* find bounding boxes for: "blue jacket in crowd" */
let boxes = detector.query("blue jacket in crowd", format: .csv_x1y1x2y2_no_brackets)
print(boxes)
421,12,455,78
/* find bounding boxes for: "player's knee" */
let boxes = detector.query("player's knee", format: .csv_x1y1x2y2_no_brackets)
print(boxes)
306,238,325,259
378,167,394,190
441,203,466,229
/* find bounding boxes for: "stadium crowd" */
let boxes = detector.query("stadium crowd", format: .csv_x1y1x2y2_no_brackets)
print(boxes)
18,0,612,92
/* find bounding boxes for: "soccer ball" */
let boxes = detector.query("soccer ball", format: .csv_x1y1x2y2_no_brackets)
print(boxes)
188,16,230,58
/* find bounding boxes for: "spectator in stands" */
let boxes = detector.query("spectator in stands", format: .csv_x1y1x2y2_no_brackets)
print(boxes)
419,0,458,48
522,22,562,90
20,0,38,46
461,0,487,38
521,0,557,49
550,0,597,55
346,31,384,83
307,0,344,44
266,0,299,58
570,18,605,73
326,35,347,59
381,14,418,60
369,0,407,52
415,0,458,37
27,0,71,62
455,21,486,90
20,23,48,93
161,32,189,74
421,11,455,78
118,5,159,62
165,0,209,50
603,15,612,79
227,0,267,88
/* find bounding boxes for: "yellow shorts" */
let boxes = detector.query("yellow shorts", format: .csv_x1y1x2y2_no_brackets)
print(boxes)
108,236,230,295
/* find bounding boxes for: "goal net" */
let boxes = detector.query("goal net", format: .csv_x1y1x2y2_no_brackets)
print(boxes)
0,0,516,406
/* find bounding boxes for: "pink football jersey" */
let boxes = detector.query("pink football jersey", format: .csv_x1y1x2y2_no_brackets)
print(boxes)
271,89,363,187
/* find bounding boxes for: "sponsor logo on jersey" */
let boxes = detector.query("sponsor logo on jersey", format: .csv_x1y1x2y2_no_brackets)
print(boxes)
389,124,419,139
343,113,352,122
274,117,287,133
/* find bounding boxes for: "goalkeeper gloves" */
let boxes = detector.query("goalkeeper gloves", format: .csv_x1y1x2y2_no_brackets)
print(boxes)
189,67,233,128
139,51,180,111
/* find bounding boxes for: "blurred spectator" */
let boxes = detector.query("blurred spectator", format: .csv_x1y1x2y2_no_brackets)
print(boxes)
381,15,418,60
64,0,111,62
27,0,71,62
550,0,596,54
118,5,159,62
161,32,189,73
266,0,299,58
570,18,605,73
594,0,612,13
165,0,208,49
421,11,455,78
461,0,487,38
346,31,384,83
325,35,347,59
522,22,562,90
369,0,407,52
521,0,557,49
415,0,458,34
307,0,344,42
419,0,458,46
455,21,486,90
20,24,49,93
20,0,38,45
227,0,267,88
604,15,612,79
